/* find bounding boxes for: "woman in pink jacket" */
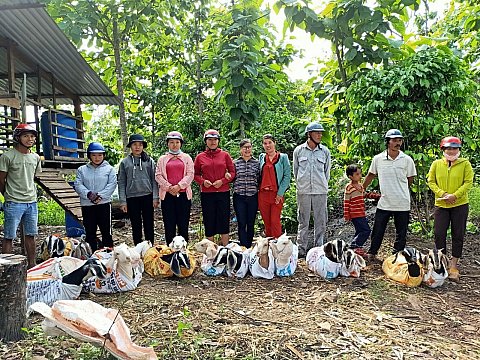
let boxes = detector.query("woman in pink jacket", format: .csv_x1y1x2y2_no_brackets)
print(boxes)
155,131,194,245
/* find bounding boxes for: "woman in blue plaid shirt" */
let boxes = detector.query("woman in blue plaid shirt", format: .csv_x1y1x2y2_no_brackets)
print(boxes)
233,139,260,248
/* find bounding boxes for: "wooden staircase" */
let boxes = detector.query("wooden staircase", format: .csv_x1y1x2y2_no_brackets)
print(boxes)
35,169,83,222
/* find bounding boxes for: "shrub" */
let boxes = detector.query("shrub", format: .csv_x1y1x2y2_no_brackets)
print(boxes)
469,186,480,221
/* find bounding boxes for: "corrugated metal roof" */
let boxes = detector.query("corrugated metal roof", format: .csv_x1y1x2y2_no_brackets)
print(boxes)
0,0,120,105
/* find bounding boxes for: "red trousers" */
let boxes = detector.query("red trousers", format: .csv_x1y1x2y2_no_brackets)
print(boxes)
258,190,284,238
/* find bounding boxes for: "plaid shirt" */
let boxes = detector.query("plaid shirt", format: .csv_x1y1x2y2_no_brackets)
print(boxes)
233,157,260,196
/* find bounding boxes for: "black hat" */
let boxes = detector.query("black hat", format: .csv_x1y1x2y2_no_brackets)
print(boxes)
127,134,148,148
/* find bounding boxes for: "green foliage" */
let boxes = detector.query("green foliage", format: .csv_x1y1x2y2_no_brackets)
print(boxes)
433,1,480,72
38,199,66,226
468,186,480,220
346,46,478,198
276,0,421,138
177,306,192,337
281,183,298,233
204,0,293,137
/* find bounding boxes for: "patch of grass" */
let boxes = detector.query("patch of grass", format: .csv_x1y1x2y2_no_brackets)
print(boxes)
38,198,65,226
0,198,65,226
366,279,397,302
68,343,116,360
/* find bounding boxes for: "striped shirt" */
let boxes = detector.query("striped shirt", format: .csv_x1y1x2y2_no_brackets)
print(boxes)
343,183,380,220
233,157,260,196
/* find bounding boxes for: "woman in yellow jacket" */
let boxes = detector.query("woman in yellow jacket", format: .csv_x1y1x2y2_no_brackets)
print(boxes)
427,136,474,282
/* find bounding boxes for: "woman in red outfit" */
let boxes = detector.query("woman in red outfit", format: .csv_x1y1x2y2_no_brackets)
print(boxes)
258,134,291,238
194,130,235,245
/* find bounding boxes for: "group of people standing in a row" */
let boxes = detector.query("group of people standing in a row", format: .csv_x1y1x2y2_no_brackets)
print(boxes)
76,125,327,257
0,123,473,281
342,130,473,282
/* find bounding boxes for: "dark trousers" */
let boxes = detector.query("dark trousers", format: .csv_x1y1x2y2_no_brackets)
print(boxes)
368,208,409,255
161,192,191,245
200,192,230,237
127,193,155,245
81,203,113,252
350,217,371,248
233,193,258,248
434,204,468,258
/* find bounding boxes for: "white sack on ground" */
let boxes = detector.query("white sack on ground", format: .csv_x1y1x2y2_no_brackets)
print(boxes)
29,300,157,360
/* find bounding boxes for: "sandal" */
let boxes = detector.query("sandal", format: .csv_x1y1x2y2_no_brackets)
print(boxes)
448,268,460,282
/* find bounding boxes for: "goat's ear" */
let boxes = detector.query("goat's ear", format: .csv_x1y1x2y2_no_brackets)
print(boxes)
324,243,333,255
356,254,366,268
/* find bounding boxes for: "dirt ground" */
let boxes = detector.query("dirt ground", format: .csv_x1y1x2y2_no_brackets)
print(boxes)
2,207,480,360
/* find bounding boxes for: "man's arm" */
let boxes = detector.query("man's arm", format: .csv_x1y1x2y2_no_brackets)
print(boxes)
0,171,7,195
407,176,414,187
363,172,376,190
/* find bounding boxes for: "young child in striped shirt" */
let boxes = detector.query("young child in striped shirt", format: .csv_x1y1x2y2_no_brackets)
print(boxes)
343,164,381,257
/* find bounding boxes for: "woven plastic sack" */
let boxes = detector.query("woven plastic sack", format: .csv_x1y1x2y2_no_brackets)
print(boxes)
143,245,196,278
306,246,342,279
382,254,424,287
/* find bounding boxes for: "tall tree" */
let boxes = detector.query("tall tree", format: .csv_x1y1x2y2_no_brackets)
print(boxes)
274,0,419,141
204,0,293,138
45,0,162,152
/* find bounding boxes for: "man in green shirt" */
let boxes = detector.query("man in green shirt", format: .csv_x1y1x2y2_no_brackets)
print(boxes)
0,124,41,268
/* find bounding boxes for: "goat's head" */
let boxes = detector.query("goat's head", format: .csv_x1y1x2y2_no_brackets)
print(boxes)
270,234,293,259
324,239,348,263
86,257,108,280
255,236,272,257
342,249,366,270
427,248,448,276
170,236,187,252
43,234,65,257
195,239,218,259
114,243,132,263
401,247,423,264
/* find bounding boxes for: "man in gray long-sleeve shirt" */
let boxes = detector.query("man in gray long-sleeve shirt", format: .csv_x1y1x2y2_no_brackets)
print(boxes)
293,122,331,257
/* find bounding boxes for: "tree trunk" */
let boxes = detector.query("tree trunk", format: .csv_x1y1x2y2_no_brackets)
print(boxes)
333,34,351,143
194,7,204,118
112,17,129,155
0,254,27,341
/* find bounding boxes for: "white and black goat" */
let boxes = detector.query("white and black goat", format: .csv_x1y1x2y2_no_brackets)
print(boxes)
61,257,108,285
82,243,144,293
162,236,191,277
340,248,366,278
382,246,425,287
196,239,249,278
41,234,66,258
423,248,449,288
40,234,92,261
393,247,424,278
27,258,107,308
306,239,349,279
212,247,244,274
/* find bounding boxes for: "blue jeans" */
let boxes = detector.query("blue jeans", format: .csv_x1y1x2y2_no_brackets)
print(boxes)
233,193,258,248
369,208,409,255
350,217,371,248
3,201,38,239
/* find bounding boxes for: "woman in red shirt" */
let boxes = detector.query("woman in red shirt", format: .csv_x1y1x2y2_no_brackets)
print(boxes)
258,134,291,238
194,130,235,245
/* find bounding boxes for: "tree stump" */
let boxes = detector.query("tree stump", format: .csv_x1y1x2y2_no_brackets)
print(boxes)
0,254,27,341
